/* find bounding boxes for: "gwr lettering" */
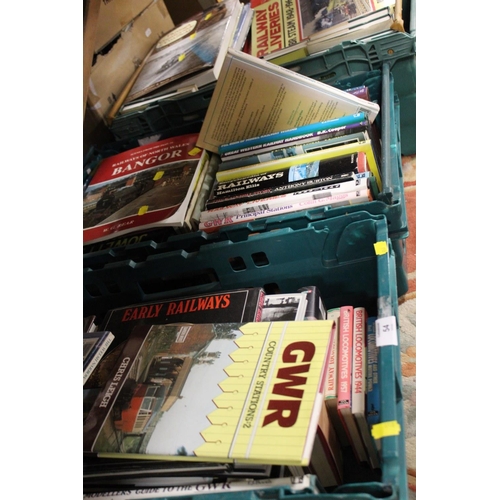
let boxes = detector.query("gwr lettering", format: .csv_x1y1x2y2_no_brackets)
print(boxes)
263,341,315,427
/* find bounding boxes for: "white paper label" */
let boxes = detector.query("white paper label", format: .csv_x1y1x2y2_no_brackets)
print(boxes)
375,316,398,346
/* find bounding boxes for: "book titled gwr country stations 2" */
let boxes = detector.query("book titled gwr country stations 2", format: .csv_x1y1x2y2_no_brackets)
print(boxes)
83,320,335,466
83,134,209,245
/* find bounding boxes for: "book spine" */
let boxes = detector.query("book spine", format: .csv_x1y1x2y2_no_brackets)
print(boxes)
298,286,326,320
208,153,367,209
83,332,115,385
219,112,367,156
219,120,370,164
337,305,368,463
199,186,372,233
215,140,381,190
351,307,366,416
200,178,369,222
366,316,380,427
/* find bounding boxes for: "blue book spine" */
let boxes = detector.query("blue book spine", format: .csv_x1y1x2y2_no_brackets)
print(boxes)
366,316,380,427
219,121,370,171
219,112,367,156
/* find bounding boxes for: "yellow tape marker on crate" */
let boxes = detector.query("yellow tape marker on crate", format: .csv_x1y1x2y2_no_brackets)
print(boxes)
138,206,149,216
374,241,388,255
371,420,401,439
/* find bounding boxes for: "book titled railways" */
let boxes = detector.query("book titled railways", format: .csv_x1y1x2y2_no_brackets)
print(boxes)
83,133,209,245
196,48,379,154
83,320,335,466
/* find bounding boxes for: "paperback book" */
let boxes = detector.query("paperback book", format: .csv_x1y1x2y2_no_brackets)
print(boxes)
218,112,367,158
218,121,373,169
337,305,368,463
215,139,381,190
83,331,115,385
83,133,209,245
83,320,335,466
199,184,372,233
124,0,243,103
196,49,379,154
200,177,371,223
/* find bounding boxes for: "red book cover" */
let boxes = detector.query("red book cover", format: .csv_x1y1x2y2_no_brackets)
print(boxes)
83,134,209,244
337,305,368,463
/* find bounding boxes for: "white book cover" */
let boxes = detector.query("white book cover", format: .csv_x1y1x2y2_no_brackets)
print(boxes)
197,48,380,154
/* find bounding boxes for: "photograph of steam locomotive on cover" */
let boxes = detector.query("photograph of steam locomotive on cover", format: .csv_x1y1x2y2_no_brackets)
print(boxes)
125,0,241,103
83,134,208,244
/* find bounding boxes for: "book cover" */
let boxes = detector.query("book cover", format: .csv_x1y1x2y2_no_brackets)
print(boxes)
218,123,371,168
366,316,380,428
83,474,324,499
99,288,267,352
83,320,335,466
307,1,396,44
324,308,349,447
83,331,115,385
219,112,367,158
199,185,372,233
207,154,367,210
260,292,309,321
215,139,381,190
337,305,368,463
200,177,370,222
298,286,326,321
124,0,243,103
196,49,379,154
83,134,209,245
352,307,380,468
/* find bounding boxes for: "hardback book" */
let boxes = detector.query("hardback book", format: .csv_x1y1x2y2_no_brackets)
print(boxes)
97,288,266,354
306,1,397,46
351,307,380,469
83,133,210,245
215,139,382,190
307,8,399,55
196,48,379,154
337,305,368,463
219,112,368,159
324,308,349,447
206,159,369,211
83,320,335,466
84,288,266,412
83,474,325,499
123,0,244,104
83,331,115,385
198,184,372,233
298,286,326,321
218,121,373,169
366,316,381,429
260,292,308,321
200,177,371,223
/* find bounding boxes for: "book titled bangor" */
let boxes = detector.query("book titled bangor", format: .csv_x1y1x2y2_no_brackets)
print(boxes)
83,320,335,466
83,133,209,245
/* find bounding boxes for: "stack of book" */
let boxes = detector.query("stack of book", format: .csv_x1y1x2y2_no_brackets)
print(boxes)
83,284,382,496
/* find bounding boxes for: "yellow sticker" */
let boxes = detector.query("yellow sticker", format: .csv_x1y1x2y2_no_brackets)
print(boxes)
138,206,148,216
374,241,388,255
205,13,212,20
179,53,186,62
371,420,401,439
190,33,197,40
188,147,202,156
153,171,164,181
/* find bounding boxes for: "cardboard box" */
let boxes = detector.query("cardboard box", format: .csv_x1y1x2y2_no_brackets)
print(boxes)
94,0,153,53
87,0,174,122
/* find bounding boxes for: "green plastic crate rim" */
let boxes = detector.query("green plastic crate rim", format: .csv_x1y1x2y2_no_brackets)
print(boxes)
281,31,416,156
83,213,408,499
